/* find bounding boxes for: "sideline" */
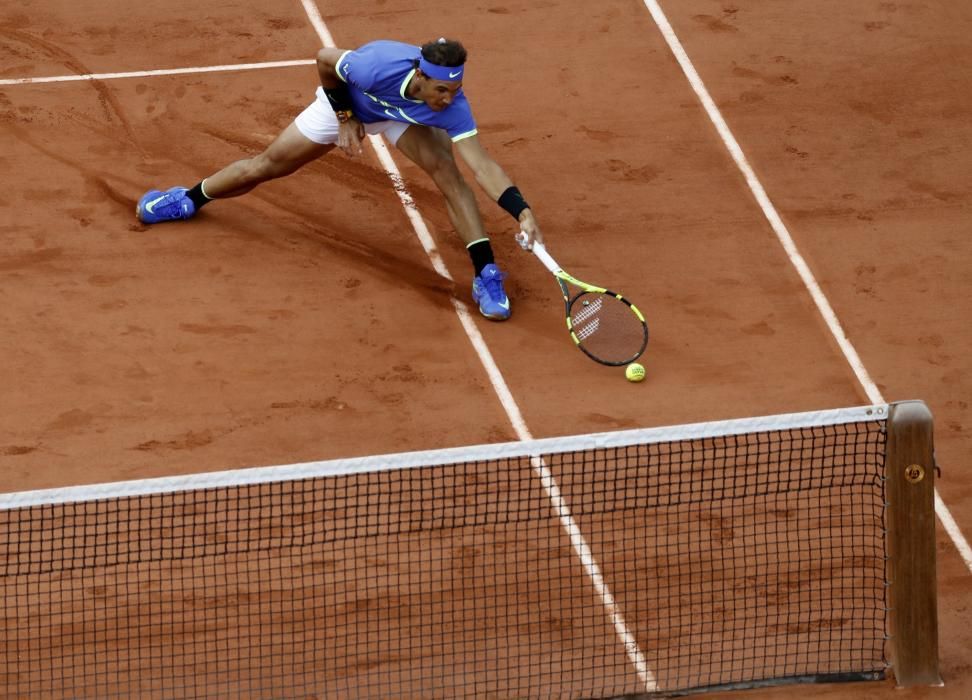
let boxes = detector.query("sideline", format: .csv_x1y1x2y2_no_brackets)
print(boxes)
641,0,972,574
298,0,658,691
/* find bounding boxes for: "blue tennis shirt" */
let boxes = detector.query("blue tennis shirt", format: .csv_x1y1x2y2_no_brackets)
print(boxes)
335,40,478,142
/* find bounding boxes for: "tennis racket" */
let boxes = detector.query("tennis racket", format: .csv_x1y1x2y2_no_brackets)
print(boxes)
517,233,649,366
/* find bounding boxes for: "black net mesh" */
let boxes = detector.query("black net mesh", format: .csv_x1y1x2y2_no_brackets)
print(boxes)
0,419,888,698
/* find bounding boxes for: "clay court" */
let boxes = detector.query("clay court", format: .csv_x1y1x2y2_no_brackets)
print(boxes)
1,0,970,698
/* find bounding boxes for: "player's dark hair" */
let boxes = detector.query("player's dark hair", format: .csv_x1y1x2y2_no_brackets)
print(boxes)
420,38,467,67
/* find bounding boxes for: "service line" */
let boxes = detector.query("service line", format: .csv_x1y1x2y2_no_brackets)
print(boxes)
0,59,315,86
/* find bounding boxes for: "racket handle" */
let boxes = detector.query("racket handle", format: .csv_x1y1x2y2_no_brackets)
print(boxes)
516,231,562,274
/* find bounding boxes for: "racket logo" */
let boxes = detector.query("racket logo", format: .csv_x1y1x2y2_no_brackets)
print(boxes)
576,318,600,340
572,297,602,323
573,298,603,339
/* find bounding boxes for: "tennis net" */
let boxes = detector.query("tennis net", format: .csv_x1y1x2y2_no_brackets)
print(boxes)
0,404,913,698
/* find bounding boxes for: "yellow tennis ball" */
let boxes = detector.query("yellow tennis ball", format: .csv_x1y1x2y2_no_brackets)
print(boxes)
625,363,645,383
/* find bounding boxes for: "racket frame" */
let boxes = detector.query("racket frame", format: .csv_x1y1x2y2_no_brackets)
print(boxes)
527,240,648,366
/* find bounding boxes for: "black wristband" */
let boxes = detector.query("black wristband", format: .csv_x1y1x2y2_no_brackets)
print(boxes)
497,186,529,220
323,85,354,113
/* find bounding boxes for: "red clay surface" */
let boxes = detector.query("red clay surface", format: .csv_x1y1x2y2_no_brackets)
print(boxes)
1,0,969,698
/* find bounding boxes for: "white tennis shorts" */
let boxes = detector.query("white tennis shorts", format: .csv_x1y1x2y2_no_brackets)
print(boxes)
294,87,410,147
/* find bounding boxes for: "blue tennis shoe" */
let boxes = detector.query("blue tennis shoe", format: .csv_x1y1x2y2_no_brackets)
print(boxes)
136,187,195,224
472,263,511,321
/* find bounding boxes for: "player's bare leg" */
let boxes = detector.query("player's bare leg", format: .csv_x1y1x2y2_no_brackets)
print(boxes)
203,122,334,199
136,123,333,223
395,125,510,320
395,125,485,246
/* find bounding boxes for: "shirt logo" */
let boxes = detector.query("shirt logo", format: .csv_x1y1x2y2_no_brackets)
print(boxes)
449,70,462,78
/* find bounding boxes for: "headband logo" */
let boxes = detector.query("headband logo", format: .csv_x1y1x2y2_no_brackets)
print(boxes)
419,57,463,82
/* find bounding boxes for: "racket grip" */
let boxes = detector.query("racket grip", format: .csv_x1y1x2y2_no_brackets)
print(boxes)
516,230,562,273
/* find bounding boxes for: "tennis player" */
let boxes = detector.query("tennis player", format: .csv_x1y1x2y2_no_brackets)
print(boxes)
136,38,542,321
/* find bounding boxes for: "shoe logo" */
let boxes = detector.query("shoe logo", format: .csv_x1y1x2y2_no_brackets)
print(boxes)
142,195,167,215
497,298,510,310
449,70,462,79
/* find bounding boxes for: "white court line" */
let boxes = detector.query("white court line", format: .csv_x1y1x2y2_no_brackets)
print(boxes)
642,0,972,575
0,7,658,687
0,59,314,86
1,406,885,509
300,0,657,691
7,0,957,676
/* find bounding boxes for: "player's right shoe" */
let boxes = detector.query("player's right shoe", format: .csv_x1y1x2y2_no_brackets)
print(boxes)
472,263,511,321
136,187,195,224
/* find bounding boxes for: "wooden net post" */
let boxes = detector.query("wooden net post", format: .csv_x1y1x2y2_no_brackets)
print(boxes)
886,400,942,686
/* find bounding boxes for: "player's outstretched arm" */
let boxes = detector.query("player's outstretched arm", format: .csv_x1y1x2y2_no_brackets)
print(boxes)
455,135,543,248
315,48,365,156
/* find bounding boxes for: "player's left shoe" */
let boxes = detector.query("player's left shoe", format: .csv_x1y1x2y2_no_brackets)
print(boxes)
136,187,195,224
472,263,511,321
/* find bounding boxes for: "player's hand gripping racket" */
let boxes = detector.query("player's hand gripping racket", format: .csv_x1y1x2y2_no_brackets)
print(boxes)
517,233,649,366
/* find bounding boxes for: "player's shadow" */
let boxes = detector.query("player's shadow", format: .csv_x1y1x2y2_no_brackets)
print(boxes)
9,121,459,312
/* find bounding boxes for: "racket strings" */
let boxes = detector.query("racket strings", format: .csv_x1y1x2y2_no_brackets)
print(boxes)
569,292,647,365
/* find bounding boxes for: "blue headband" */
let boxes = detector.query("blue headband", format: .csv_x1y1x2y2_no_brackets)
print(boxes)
418,57,464,82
